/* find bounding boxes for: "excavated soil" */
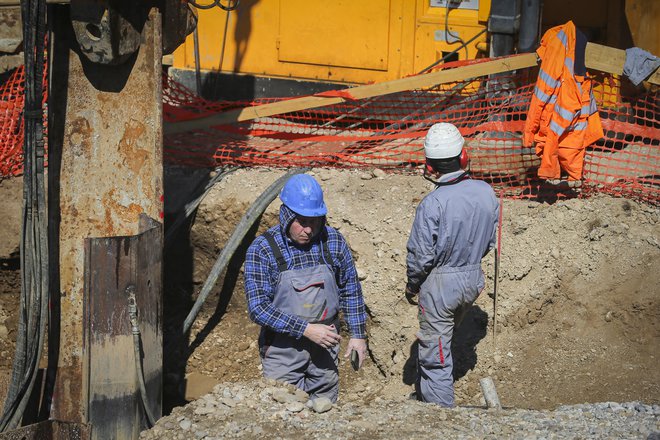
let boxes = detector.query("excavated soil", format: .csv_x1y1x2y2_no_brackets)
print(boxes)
163,166,660,411
0,166,658,430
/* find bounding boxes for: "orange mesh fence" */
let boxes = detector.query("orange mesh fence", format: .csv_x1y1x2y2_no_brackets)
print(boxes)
0,64,48,177
1,57,658,205
0,66,29,177
163,61,659,204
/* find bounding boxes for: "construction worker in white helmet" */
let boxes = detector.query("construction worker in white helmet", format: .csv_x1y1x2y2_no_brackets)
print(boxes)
405,122,499,406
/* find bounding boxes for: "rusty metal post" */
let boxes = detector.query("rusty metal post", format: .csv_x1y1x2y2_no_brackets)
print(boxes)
47,5,163,437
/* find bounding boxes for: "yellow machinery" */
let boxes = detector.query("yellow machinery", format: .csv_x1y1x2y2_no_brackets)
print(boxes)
171,0,658,88
172,0,491,85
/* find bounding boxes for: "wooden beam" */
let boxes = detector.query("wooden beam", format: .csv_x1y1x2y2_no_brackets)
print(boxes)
165,42,658,135
585,42,660,85
164,53,539,134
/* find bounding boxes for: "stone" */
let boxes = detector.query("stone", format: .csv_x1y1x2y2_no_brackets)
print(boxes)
292,388,309,402
193,405,215,415
312,397,333,413
184,372,219,401
179,419,192,431
286,401,305,413
372,169,386,178
272,389,295,404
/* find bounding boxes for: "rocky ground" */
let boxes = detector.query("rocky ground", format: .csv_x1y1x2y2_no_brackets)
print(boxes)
1,166,659,438
140,379,660,440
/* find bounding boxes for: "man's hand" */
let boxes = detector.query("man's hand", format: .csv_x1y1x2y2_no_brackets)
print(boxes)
344,338,368,369
303,323,341,348
405,285,419,305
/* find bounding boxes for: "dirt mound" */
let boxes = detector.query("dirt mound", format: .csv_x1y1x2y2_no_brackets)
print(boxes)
176,167,659,410
0,166,657,419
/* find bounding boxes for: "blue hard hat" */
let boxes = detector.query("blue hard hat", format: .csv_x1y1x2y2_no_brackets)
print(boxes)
279,174,327,217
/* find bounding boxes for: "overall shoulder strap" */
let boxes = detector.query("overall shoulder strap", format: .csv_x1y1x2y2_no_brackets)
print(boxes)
320,238,333,267
319,232,341,283
264,231,288,272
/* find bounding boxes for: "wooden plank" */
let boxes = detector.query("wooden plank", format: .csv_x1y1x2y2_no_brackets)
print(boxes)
165,43,658,135
164,53,539,134
585,42,660,85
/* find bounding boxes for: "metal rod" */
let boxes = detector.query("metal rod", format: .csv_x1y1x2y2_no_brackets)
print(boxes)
193,27,202,96
493,191,503,345
217,1,232,71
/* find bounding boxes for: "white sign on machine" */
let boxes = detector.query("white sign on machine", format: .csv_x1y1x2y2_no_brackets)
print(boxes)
430,0,480,10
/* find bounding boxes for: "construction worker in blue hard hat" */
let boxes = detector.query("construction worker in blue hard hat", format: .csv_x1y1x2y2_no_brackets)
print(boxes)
405,123,499,406
244,173,368,403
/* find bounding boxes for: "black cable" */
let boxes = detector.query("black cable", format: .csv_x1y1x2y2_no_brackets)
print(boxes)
0,0,48,431
417,28,487,75
217,0,232,71
188,0,239,12
444,2,469,61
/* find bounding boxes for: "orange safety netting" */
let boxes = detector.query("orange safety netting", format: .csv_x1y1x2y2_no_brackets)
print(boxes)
2,56,659,205
0,66,28,177
163,60,659,204
0,64,48,178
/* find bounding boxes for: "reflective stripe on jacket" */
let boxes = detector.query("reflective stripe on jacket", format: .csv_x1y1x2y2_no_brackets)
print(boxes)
523,21,603,181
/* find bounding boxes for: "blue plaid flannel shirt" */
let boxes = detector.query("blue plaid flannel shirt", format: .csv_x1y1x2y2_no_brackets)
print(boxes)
244,205,367,339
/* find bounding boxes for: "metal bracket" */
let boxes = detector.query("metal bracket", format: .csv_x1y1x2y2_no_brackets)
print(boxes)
70,0,145,65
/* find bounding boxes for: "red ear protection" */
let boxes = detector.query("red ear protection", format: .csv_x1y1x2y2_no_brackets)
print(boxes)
459,148,469,169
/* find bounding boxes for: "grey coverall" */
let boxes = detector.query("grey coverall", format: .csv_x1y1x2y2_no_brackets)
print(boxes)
406,170,499,407
259,232,341,402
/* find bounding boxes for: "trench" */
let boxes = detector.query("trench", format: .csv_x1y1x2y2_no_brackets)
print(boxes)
159,168,660,412
0,168,658,422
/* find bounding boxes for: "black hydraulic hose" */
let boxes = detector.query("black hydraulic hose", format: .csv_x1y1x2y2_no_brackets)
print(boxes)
1,0,48,432
127,286,157,427
182,167,309,334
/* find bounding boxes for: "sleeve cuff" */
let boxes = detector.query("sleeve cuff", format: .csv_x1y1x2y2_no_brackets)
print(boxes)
350,324,367,340
290,319,308,339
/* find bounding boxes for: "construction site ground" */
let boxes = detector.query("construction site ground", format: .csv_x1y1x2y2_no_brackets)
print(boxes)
0,166,659,436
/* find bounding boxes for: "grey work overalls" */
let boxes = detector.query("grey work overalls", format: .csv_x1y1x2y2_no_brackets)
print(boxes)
260,232,341,402
416,264,485,406
408,175,497,407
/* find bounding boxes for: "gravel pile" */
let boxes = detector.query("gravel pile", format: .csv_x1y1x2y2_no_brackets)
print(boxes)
140,379,660,440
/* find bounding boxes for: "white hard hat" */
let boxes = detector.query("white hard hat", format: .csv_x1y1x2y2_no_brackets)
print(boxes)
423,123,464,159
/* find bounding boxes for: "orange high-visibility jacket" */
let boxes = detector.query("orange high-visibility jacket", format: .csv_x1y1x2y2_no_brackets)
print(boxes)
523,21,603,181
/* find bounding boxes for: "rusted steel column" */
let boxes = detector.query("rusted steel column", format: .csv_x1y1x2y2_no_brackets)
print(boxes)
48,7,163,429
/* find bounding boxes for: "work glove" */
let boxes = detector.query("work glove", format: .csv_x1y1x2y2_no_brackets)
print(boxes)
404,285,419,305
